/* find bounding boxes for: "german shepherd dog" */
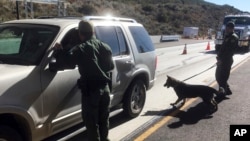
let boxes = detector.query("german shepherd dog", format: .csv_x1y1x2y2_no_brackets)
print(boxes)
164,75,218,113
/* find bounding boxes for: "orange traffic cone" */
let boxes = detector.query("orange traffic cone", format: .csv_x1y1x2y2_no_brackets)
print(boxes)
206,42,210,50
182,44,187,55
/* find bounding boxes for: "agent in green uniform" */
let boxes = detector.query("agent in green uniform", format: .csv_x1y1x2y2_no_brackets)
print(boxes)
216,21,238,96
51,20,114,141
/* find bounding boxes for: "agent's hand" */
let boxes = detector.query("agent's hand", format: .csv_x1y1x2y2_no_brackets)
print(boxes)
53,43,63,50
217,60,222,65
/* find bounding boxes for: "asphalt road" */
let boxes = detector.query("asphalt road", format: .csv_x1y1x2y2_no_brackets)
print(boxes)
132,57,250,141
44,39,215,141
154,38,212,48
45,39,250,141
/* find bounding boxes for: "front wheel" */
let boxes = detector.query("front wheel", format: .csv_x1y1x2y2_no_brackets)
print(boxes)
123,80,146,118
0,125,23,141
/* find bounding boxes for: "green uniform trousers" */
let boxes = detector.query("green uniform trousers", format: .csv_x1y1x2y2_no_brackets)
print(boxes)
215,59,233,92
81,83,110,141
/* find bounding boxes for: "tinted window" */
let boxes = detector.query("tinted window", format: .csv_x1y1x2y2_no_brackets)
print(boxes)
116,27,129,55
95,26,128,56
129,26,154,53
61,28,81,51
0,24,59,65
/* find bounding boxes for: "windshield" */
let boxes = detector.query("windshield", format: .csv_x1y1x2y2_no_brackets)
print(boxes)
0,24,59,65
223,16,250,25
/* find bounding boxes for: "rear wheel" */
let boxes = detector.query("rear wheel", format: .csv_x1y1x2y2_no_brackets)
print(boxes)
0,125,23,141
123,80,146,118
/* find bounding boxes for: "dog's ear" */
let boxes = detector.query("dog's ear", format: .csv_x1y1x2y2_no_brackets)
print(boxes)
167,75,172,79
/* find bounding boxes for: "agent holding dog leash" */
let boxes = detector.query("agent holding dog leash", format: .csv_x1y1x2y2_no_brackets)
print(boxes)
216,21,238,96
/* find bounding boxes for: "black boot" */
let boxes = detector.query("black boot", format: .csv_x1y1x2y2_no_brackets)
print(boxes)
218,87,226,97
226,87,232,95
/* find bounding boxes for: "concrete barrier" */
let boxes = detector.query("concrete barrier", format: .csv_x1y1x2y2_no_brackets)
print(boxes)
150,35,161,44
160,35,180,42
150,35,181,44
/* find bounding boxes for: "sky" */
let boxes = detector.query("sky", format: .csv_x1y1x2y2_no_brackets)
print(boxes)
205,0,250,13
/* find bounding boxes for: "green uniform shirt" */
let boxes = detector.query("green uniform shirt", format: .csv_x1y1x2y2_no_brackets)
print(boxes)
217,32,238,61
54,37,114,83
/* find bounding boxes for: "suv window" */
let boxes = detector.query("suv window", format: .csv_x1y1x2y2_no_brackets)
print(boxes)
61,28,81,51
129,26,154,53
95,26,129,56
0,24,59,65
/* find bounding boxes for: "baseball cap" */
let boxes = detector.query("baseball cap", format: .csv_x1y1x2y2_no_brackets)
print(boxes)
226,21,235,28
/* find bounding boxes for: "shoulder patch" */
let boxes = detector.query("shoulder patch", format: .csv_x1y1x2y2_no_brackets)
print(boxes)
232,33,239,39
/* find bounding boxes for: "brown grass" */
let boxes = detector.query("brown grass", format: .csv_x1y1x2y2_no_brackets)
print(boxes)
0,0,242,35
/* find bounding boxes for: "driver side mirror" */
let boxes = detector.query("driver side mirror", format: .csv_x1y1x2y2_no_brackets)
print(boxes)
49,57,59,72
48,44,64,72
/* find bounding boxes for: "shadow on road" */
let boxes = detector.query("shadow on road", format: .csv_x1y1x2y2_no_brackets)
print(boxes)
167,103,214,128
167,95,230,128
142,108,174,117
201,50,217,54
139,94,230,131
109,111,134,129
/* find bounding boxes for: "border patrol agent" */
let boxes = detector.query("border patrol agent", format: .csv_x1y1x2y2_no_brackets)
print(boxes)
216,21,238,95
51,20,114,141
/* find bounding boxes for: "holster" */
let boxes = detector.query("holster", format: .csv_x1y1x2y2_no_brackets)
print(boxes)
77,79,89,96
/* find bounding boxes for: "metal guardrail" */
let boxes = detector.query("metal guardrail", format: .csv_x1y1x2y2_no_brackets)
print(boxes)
160,35,180,42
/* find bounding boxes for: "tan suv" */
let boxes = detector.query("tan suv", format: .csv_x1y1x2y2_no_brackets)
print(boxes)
0,16,156,141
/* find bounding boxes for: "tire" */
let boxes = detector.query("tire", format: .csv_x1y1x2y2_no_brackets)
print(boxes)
0,125,23,141
123,80,146,118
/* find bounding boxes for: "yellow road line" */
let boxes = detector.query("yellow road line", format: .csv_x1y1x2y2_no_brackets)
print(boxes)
134,98,197,141
134,57,249,141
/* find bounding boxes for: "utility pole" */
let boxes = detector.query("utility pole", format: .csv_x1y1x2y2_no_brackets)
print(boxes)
16,0,19,19
57,0,67,16
15,0,67,18
24,0,34,19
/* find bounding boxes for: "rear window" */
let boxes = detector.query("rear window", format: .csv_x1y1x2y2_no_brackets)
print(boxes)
95,26,129,56
129,26,155,53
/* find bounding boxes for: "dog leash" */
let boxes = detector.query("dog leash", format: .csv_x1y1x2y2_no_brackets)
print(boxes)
182,63,217,82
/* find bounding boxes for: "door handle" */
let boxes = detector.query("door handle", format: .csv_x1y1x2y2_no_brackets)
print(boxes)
126,60,133,64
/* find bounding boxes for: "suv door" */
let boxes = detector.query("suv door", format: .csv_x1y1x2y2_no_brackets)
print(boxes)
95,25,134,107
40,27,82,133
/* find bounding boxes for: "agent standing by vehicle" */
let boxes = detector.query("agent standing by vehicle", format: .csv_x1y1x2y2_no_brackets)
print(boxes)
51,20,114,141
216,21,238,95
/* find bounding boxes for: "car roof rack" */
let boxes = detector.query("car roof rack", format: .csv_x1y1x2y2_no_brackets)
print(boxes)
83,16,137,23
36,16,82,19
